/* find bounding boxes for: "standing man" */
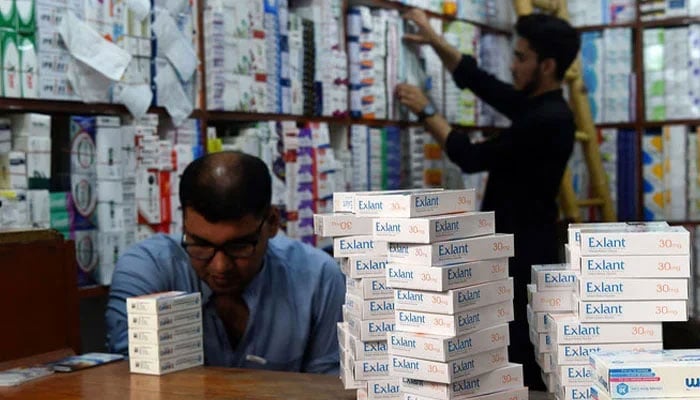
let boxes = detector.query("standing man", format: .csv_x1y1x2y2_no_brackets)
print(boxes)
106,151,345,374
396,10,580,390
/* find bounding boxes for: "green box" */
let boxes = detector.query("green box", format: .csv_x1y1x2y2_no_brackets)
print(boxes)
17,32,35,98
14,0,33,34
1,28,20,98
0,0,15,30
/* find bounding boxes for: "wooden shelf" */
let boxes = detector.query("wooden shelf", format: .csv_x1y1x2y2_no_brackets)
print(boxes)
78,285,110,299
575,22,636,32
667,221,700,225
347,0,512,35
0,98,210,120
206,111,349,124
643,119,700,128
640,16,700,28
595,122,637,129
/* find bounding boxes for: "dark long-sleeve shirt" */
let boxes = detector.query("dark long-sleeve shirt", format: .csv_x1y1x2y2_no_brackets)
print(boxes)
444,55,575,235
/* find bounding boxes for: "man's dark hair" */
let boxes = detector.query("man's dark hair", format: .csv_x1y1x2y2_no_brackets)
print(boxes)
515,14,581,81
179,151,272,222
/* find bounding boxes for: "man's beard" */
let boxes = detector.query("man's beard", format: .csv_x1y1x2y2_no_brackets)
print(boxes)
518,69,542,96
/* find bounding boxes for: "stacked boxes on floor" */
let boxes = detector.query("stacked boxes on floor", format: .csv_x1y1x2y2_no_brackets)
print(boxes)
527,222,691,400
367,189,526,400
127,291,204,375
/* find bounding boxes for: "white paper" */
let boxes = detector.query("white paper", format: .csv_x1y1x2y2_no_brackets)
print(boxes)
114,83,153,120
125,0,151,21
58,11,132,81
153,9,197,81
155,62,193,126
67,60,112,103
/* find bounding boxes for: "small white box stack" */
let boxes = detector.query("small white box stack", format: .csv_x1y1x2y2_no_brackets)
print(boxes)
126,291,204,375
360,188,526,400
527,222,692,400
590,349,700,399
317,190,417,397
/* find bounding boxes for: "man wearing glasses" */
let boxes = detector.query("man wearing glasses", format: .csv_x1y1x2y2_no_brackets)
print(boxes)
105,151,345,374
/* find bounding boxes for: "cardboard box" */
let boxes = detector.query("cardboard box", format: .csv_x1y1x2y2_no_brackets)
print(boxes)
344,309,395,342
531,264,577,291
388,324,510,363
386,258,509,292
526,304,549,333
389,347,508,384
126,292,201,315
353,189,476,218
551,342,663,365
527,284,575,312
332,189,441,213
580,226,689,256
345,292,394,319
128,337,203,360
579,254,691,278
346,276,392,300
577,278,688,300
371,212,495,244
399,363,524,400
129,351,203,375
590,350,700,399
554,364,594,387
402,387,528,400
577,299,688,322
341,256,388,279
128,322,203,346
127,308,202,330
334,235,388,257
313,213,373,237
393,278,513,315
395,301,514,337
388,234,514,266
547,313,663,344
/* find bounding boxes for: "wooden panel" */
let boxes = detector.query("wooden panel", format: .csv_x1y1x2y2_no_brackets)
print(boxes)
0,234,80,361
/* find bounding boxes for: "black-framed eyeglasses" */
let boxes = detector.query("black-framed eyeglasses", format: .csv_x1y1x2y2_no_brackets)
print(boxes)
181,217,267,262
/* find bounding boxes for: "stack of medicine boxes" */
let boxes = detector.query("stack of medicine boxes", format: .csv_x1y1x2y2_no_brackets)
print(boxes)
316,190,432,397
126,291,204,375
366,188,527,400
528,222,691,400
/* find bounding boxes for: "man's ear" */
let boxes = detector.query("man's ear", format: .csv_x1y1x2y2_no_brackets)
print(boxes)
266,206,281,237
540,58,557,80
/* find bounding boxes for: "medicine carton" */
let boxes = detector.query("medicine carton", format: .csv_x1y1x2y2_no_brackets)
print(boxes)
389,347,508,384
527,284,575,312
555,364,595,387
577,277,688,300
388,324,510,362
385,258,509,292
350,337,388,361
580,254,691,278
346,292,395,319
590,350,700,399
580,226,690,256
576,299,688,322
126,292,201,315
128,322,203,346
372,212,494,244
547,313,663,344
399,363,524,400
341,256,388,279
567,222,669,249
333,189,441,213
359,379,401,400
551,342,663,365
334,235,388,257
353,189,476,218
556,384,592,400
127,308,202,330
129,351,204,375
352,358,391,380
395,301,514,337
128,337,203,360
345,309,395,342
346,276,393,299
526,304,549,333
393,278,513,315
531,264,577,291
402,387,528,400
313,213,373,237
340,353,364,390
536,350,552,373
388,234,514,266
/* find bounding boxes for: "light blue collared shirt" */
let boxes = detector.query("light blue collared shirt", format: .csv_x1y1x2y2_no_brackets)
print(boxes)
106,232,345,374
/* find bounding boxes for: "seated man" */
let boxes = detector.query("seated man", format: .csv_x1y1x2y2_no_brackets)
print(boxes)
106,151,345,374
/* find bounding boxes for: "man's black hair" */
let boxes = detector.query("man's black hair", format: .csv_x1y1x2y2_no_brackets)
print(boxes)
179,151,272,222
515,14,581,80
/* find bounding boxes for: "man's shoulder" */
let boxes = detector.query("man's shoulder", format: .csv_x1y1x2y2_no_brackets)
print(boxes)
118,233,186,271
